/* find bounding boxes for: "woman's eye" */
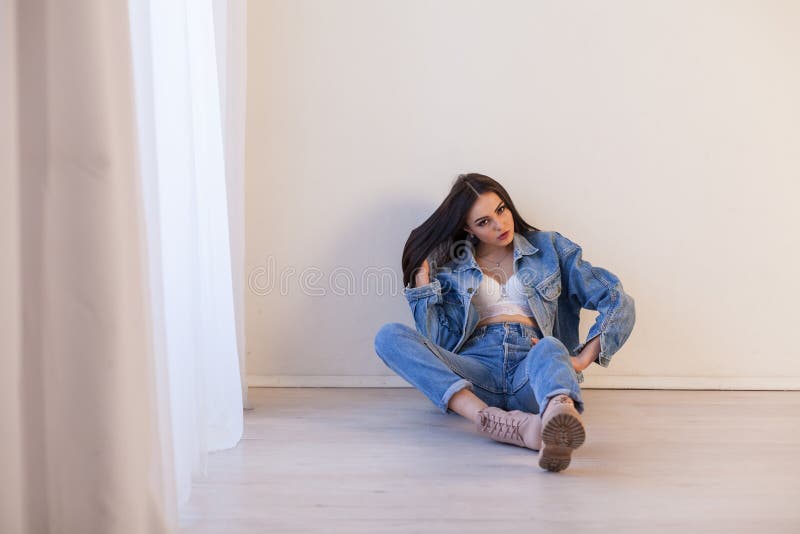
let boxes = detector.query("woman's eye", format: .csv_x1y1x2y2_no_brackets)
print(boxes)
498,205,506,213
478,221,487,227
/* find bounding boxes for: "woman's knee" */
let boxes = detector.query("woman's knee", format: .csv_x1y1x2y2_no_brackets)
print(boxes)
536,336,569,352
374,322,412,354
533,336,569,356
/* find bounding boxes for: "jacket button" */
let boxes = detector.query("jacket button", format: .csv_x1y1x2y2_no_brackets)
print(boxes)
467,287,474,293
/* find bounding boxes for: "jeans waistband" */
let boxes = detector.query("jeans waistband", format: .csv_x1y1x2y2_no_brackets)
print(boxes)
473,321,542,339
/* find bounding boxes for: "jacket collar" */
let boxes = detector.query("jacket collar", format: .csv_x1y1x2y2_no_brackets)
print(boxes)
452,231,539,272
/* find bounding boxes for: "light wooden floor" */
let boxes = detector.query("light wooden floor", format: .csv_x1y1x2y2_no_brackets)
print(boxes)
181,388,800,533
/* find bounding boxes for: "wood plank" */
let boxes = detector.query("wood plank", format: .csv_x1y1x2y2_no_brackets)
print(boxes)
180,388,800,533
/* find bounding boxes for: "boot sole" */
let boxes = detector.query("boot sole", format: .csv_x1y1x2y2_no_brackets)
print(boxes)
538,411,586,472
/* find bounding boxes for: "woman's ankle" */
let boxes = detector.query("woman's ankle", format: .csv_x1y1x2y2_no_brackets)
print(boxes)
447,388,488,423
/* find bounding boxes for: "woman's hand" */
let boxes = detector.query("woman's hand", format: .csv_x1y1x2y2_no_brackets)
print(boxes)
571,353,594,373
571,336,601,372
414,259,431,287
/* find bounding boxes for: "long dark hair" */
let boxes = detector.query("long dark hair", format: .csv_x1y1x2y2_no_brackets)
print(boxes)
401,173,540,287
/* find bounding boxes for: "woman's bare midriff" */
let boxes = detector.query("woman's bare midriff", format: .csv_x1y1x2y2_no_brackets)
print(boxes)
475,314,538,330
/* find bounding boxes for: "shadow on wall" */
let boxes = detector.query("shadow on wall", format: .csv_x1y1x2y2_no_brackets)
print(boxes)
246,194,442,377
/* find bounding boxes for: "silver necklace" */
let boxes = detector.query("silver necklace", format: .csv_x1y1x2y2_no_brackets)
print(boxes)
477,247,512,267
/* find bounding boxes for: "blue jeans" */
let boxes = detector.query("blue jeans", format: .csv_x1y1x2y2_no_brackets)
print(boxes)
374,321,584,416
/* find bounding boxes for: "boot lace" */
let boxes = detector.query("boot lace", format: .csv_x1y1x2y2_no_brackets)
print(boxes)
479,411,523,443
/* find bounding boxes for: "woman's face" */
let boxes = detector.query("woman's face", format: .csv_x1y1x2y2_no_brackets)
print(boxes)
463,191,515,247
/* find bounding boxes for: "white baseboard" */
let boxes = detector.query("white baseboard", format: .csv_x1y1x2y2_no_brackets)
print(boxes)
247,375,409,387
582,375,799,390
247,374,800,390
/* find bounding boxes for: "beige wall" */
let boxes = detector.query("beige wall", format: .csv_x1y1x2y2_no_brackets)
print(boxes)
245,0,800,388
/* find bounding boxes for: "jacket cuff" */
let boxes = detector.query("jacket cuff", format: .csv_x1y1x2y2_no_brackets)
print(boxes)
572,332,611,368
403,277,442,302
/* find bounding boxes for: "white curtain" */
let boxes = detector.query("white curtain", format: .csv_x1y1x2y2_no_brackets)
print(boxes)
0,0,247,531
213,0,251,412
128,0,246,503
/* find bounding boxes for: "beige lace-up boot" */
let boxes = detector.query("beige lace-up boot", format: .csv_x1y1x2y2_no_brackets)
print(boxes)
475,407,542,451
538,394,586,472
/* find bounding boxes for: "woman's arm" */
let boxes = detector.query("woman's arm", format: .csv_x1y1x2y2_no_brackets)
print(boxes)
404,258,448,345
572,336,600,372
554,232,636,369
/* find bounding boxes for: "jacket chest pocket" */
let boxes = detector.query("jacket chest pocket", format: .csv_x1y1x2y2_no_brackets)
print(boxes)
528,272,561,335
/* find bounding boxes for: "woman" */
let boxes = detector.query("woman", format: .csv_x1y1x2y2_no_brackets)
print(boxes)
374,173,636,472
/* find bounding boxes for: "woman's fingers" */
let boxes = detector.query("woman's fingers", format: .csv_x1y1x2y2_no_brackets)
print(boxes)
530,336,539,345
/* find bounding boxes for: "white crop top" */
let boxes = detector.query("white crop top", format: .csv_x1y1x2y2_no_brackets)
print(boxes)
472,272,534,320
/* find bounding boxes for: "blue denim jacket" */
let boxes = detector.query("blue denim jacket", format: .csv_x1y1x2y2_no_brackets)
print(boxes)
403,230,636,383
